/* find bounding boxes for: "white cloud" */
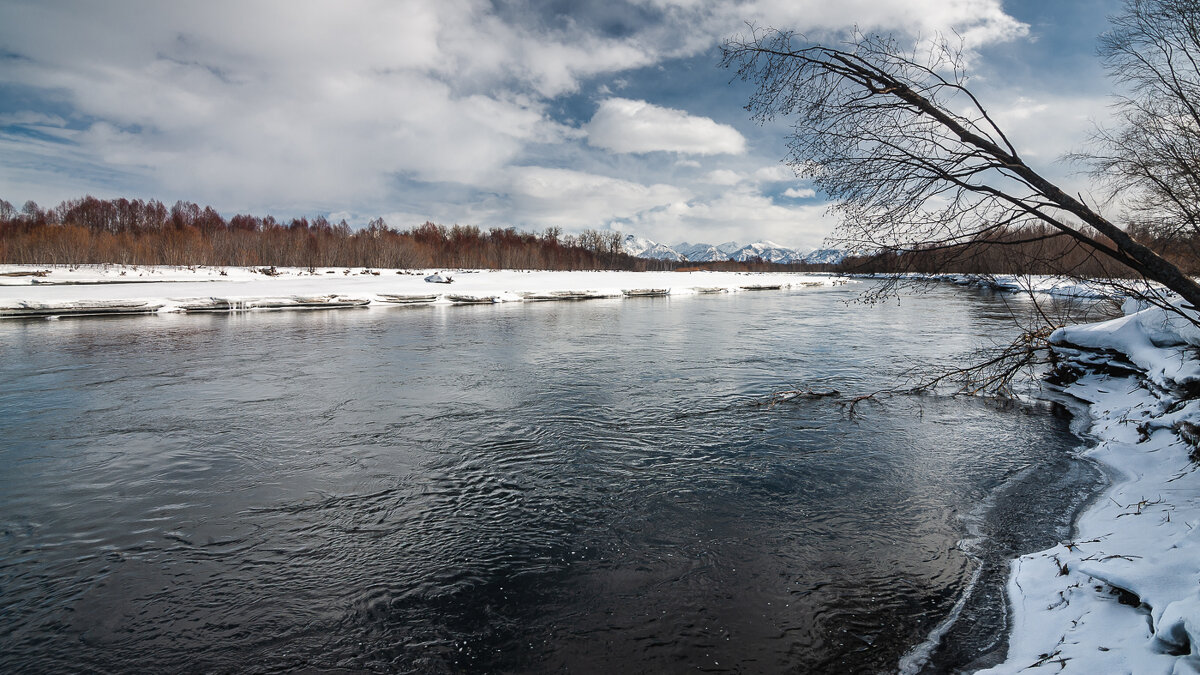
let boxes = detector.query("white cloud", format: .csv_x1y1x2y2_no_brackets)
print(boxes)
985,93,1111,166
516,39,654,98
501,166,691,230
642,0,1028,52
585,98,747,155
0,1,656,212
624,185,834,250
783,187,816,198
0,0,1062,250
0,112,69,127
995,96,1051,121
702,169,744,185
753,165,794,182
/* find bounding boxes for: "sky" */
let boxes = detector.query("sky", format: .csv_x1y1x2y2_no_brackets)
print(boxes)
0,0,1125,250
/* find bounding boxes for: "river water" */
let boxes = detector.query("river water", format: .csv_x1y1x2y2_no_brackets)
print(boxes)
0,283,1102,673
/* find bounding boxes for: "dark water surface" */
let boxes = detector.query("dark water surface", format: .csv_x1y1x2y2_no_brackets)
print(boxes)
0,284,1100,673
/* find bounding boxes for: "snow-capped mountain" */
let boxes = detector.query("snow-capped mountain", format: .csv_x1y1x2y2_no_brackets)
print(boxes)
674,242,727,262
801,248,847,264
728,240,807,264
619,233,844,265
621,234,685,261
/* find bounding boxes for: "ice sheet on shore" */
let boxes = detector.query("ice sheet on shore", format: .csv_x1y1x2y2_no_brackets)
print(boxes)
870,272,1120,299
978,299,1200,673
0,265,838,317
943,274,1114,299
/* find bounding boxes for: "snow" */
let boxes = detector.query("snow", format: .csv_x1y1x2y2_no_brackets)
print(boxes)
979,297,1200,674
620,234,685,261
674,241,728,262
899,273,1116,299
802,248,847,265
727,240,808,263
0,264,839,317
952,274,1115,299
619,234,843,264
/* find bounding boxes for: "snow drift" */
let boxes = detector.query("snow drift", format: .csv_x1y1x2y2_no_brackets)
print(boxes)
980,298,1200,673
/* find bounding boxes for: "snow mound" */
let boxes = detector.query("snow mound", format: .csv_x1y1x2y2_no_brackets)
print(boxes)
1051,299,1200,390
980,299,1200,673
925,274,1114,299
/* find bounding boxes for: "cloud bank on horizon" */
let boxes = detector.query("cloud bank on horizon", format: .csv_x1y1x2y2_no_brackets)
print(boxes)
0,0,1120,250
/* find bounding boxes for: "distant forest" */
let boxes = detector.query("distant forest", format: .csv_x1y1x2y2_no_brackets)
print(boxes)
0,196,662,271
835,222,1200,279
1,195,1194,277
0,196,821,272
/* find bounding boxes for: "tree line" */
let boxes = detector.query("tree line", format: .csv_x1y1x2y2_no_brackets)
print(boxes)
836,223,1196,278
3,195,1194,277
0,196,678,271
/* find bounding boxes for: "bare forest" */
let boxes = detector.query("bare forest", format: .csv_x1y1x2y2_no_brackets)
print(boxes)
0,196,682,271
2,195,1194,276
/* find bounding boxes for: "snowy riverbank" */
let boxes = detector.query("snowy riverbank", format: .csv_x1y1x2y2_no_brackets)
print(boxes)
862,271,1118,300
0,264,838,317
979,298,1200,673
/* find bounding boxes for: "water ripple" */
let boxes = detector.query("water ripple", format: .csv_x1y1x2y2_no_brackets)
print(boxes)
0,285,1103,672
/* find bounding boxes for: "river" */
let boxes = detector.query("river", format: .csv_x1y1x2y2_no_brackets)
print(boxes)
0,282,1103,672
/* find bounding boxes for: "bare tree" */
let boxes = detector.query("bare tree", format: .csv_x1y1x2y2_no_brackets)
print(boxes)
721,25,1200,316
1078,0,1200,258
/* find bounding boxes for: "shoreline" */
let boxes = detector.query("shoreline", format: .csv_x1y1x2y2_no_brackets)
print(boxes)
976,298,1200,673
885,272,1200,672
0,264,839,318
903,392,1106,674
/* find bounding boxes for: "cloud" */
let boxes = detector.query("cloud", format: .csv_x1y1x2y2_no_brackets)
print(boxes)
753,165,794,182
961,92,1111,173
642,0,1029,51
621,184,834,250
500,166,691,230
0,112,69,128
0,1,614,211
783,187,816,198
0,0,1052,249
991,96,1054,125
702,169,743,185
585,98,747,155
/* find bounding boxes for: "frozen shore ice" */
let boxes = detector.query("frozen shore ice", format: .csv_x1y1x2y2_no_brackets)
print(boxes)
0,264,839,317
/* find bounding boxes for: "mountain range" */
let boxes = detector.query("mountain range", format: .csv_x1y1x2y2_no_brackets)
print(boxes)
621,234,844,265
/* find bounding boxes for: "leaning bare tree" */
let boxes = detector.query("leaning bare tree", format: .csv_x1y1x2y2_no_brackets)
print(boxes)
720,18,1200,317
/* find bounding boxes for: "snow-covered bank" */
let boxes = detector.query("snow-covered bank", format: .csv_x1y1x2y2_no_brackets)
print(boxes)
0,265,839,317
980,299,1200,673
872,272,1118,300
941,274,1115,300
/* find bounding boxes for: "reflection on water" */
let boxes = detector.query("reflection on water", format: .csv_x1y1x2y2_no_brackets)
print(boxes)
0,284,1099,672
